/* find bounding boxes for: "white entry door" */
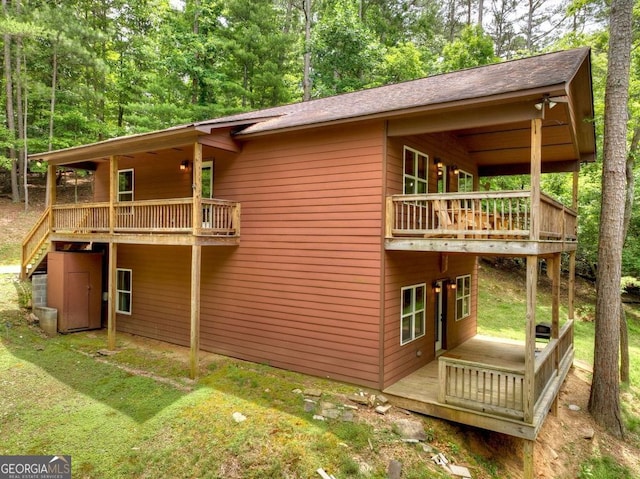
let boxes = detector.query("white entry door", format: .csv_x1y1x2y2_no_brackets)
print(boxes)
435,280,445,353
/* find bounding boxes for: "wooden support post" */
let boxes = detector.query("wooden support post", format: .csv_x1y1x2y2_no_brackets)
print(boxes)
47,163,57,234
438,358,446,404
47,163,57,208
523,439,535,479
233,204,241,236
385,196,393,238
568,251,576,321
109,156,118,234
192,143,203,236
551,253,561,416
530,118,542,241
190,244,202,379
524,255,538,424
572,169,579,210
107,242,118,350
551,255,560,339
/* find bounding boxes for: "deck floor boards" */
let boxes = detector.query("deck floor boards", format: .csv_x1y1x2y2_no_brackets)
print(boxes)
382,335,555,439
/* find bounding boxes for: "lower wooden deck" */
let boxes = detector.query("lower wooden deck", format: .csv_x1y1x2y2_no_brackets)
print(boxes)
383,335,570,440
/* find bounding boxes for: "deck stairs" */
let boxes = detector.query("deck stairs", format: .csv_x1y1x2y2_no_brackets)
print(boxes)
21,207,51,279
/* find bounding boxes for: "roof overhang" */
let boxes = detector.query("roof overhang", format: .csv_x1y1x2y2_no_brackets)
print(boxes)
28,118,260,167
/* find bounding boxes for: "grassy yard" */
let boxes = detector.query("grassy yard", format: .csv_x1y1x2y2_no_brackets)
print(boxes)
2,258,639,478
477,259,640,434
0,273,503,479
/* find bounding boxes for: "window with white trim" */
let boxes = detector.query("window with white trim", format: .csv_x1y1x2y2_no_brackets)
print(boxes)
455,274,471,320
457,169,473,193
403,146,428,194
401,283,426,345
116,268,132,315
118,169,134,202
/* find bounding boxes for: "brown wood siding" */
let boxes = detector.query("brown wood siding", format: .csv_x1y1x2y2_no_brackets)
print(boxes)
115,245,191,346
386,133,478,196
382,132,478,388
382,251,477,388
93,152,193,202
199,122,386,388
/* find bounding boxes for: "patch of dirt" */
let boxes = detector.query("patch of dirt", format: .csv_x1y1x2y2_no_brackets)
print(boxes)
0,198,46,246
460,363,640,478
0,173,94,264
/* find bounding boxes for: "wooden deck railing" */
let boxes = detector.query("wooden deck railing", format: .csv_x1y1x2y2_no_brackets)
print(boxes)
21,198,240,277
49,197,240,236
438,320,574,422
387,191,577,241
114,199,192,232
533,320,574,405
438,357,525,419
54,202,110,232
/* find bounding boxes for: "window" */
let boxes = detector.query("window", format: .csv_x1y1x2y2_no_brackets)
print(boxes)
202,161,214,199
401,283,426,345
116,268,132,315
457,169,473,193
455,275,471,320
118,169,134,202
403,147,428,194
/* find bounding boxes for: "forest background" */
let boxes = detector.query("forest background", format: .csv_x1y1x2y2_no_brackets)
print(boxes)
0,0,635,280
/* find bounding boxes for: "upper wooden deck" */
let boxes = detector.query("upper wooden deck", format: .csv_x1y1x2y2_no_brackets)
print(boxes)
21,197,240,277
385,190,577,255
383,321,574,440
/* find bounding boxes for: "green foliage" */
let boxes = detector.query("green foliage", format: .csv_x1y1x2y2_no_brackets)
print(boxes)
578,456,634,479
311,0,382,95
375,42,426,84
217,0,296,109
438,25,499,73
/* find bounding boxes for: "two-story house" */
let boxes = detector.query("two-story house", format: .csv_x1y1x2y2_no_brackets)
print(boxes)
23,47,595,477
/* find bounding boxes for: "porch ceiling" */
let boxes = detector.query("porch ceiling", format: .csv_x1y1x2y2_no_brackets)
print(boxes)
457,103,579,176
389,99,589,176
386,51,595,176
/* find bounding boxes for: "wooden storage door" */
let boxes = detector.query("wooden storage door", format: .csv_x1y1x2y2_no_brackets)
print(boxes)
65,272,90,330
47,251,103,332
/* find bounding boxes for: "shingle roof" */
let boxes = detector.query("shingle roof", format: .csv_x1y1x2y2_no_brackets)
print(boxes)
197,47,591,136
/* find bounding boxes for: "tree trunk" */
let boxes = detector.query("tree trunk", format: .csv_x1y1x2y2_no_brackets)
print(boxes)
21,50,29,211
302,0,312,101
620,308,629,383
619,126,638,384
588,0,633,439
478,0,483,26
49,40,58,151
15,4,27,208
45,38,59,207
526,0,534,52
3,0,19,203
191,0,200,105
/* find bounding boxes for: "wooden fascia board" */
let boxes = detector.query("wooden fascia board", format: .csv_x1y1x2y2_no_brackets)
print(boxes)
562,51,596,163
198,131,242,153
562,85,583,164
29,128,202,166
387,101,545,137
194,115,283,133
479,160,580,176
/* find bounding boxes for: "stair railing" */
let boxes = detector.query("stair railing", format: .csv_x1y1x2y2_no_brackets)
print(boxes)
21,207,52,279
